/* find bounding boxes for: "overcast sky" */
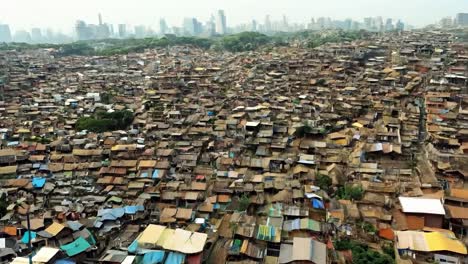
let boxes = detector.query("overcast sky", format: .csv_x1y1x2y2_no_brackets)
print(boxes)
1,0,467,33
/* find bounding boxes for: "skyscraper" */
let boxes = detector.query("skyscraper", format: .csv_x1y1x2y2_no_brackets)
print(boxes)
215,10,227,35
317,17,326,29
0,24,12,42
281,15,289,31
95,14,110,39
75,20,91,40
385,19,394,31
134,25,146,38
456,13,468,26
206,16,216,36
45,28,54,43
109,24,114,37
194,19,203,36
375,17,384,31
308,18,316,30
14,30,32,43
396,20,405,31
264,15,272,32
344,19,352,31
96,24,110,39
159,18,168,35
439,17,453,28
118,24,127,38
363,17,373,30
251,20,258,32
183,18,196,36
31,28,43,43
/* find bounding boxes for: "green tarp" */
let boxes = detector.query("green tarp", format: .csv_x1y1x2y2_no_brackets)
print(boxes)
60,237,91,257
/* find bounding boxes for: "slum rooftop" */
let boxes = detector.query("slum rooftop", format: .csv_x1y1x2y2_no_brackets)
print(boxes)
0,30,467,264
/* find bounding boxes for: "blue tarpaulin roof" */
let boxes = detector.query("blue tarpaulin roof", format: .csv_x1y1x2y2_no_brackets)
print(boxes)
312,198,324,209
97,208,125,219
96,206,144,226
142,250,166,264
60,237,91,257
124,205,144,215
32,177,46,188
152,169,160,179
128,239,139,254
165,252,185,264
54,259,76,264
66,221,83,232
21,231,36,244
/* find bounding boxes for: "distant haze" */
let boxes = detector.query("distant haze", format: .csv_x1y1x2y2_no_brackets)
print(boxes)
1,0,467,33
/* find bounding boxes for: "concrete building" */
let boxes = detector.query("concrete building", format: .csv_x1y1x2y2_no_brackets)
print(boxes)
396,20,405,31
0,24,12,42
251,20,258,32
75,20,91,40
264,15,272,32
31,28,43,43
204,16,216,37
385,18,394,31
134,25,146,38
183,18,202,36
215,10,227,35
118,24,127,38
455,13,468,26
13,30,31,43
439,17,453,28
159,18,168,35
363,17,373,30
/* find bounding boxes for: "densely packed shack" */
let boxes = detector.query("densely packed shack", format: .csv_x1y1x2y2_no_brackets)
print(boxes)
0,30,467,264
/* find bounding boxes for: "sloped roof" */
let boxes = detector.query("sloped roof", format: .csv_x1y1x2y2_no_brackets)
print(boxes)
399,197,445,215
60,236,92,257
445,205,468,219
279,237,327,264
136,224,208,254
45,222,65,236
396,231,467,255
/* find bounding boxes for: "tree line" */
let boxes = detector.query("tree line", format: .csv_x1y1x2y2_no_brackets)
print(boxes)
0,30,370,56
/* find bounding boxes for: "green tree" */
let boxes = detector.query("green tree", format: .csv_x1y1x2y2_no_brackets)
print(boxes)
336,184,364,200
238,194,251,211
219,32,271,52
294,121,313,138
316,174,332,192
100,93,113,104
335,240,394,264
59,42,94,56
0,193,7,218
76,110,134,132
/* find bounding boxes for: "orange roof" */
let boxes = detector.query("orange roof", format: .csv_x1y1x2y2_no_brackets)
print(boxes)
3,226,17,236
217,194,231,203
450,188,468,200
446,205,468,219
379,228,395,240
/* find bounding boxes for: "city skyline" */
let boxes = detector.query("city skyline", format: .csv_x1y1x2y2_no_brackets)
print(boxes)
2,0,468,33
2,13,411,44
2,11,468,44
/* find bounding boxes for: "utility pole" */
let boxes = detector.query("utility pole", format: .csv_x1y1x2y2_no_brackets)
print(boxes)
416,97,426,145
25,207,33,264
0,77,5,101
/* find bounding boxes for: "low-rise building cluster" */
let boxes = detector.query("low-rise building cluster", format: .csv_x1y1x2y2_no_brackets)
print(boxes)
0,30,467,264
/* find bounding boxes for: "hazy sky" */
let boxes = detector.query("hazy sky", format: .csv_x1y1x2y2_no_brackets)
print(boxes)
1,0,467,33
